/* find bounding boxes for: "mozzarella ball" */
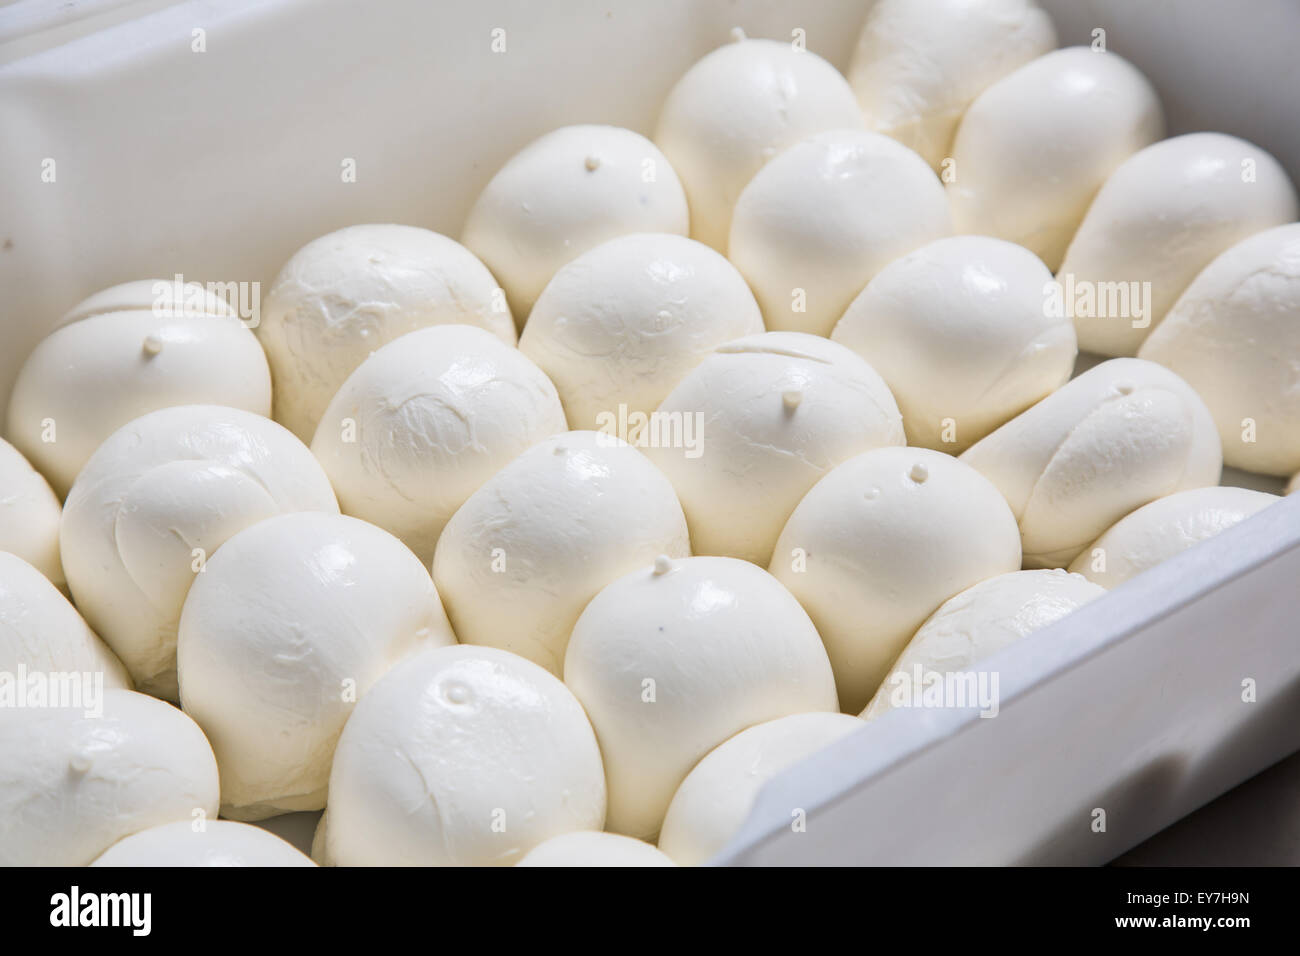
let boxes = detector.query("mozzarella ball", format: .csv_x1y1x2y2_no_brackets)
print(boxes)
1065,134,1298,357
60,405,338,700
462,125,689,321
257,224,514,442
6,309,270,497
645,332,904,566
0,689,219,866
433,431,689,674
848,0,1057,168
518,233,764,429
771,447,1022,712
0,552,128,686
949,47,1164,271
1068,487,1280,589
59,278,238,327
312,325,566,563
653,37,863,252
831,236,1074,451
0,437,64,587
564,555,839,840
1289,473,1299,496
862,569,1104,719
91,820,316,867
515,831,675,868
326,645,605,867
1139,223,1300,475
960,358,1223,568
729,129,952,336
177,512,455,819
658,712,862,865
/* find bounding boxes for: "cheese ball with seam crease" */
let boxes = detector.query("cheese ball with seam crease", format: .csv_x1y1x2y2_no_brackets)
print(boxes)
325,645,606,867
516,832,675,867
729,129,953,336
658,712,863,866
0,689,219,867
177,512,455,820
645,332,904,567
90,820,316,867
0,437,64,588
563,555,839,841
948,47,1164,271
60,405,339,701
518,233,764,430
311,324,567,564
433,431,690,675
461,125,689,323
257,224,515,442
59,278,238,328
653,37,864,252
771,446,1022,713
1067,487,1279,589
960,358,1223,568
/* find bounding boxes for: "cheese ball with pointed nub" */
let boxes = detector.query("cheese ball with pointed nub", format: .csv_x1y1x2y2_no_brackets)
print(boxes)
1065,134,1298,357
771,447,1022,713
961,359,1222,568
178,512,455,820
645,332,904,566
948,47,1164,271
518,233,764,430
862,570,1105,720
325,645,606,867
91,820,316,867
729,129,952,336
847,0,1057,169
433,431,689,675
257,224,515,442
0,552,129,686
1139,224,1300,476
564,555,839,840
60,405,339,700
831,236,1075,452
462,125,689,323
0,689,219,867
1068,487,1280,589
653,36,864,252
0,437,64,588
312,325,567,564
515,832,676,867
658,712,863,866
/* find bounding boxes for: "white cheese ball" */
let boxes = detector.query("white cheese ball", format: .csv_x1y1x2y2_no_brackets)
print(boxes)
771,447,1022,713
831,236,1074,451
658,712,862,866
433,431,689,675
961,358,1223,568
60,405,339,700
1065,133,1298,357
326,644,606,867
948,47,1164,271
59,278,238,327
515,831,676,868
312,325,567,563
564,555,839,840
6,308,270,497
1139,223,1300,475
1289,473,1299,496
0,552,129,686
257,224,515,442
177,512,455,819
91,820,316,867
729,129,952,336
462,125,689,321
0,437,64,587
645,332,903,567
518,233,764,429
862,569,1105,719
0,689,219,866
653,37,864,252
847,0,1057,169
1068,487,1280,589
